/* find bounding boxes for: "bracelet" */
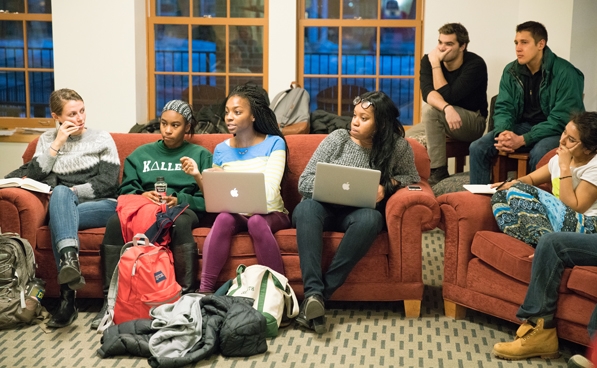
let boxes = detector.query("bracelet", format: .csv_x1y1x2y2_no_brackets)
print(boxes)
442,104,451,112
49,146,60,153
432,66,441,69
560,175,572,180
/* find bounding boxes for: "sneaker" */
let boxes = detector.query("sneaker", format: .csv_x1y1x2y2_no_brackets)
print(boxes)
492,319,559,360
568,354,594,368
428,166,450,186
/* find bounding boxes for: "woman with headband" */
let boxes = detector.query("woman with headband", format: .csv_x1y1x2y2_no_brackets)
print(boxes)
90,100,212,329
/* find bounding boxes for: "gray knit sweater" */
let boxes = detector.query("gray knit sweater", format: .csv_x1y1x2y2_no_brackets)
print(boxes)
298,129,420,199
6,128,120,202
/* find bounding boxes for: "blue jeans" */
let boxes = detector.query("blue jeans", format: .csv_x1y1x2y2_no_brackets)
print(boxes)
292,199,384,300
469,123,561,184
517,232,597,337
48,185,117,270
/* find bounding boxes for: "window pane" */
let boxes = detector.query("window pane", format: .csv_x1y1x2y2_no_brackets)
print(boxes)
156,0,189,16
191,25,219,73
155,24,189,72
0,71,26,117
379,27,415,76
29,71,53,117
306,77,338,114
304,27,338,75
382,0,416,19
342,27,375,75
305,0,339,19
229,76,263,92
187,77,226,114
27,21,53,68
0,0,24,13
231,26,263,73
192,0,225,17
230,0,264,18
380,78,414,125
343,0,377,20
28,0,51,14
155,74,189,116
0,21,25,68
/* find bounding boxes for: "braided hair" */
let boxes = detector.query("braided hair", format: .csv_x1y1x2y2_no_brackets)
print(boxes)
226,83,290,174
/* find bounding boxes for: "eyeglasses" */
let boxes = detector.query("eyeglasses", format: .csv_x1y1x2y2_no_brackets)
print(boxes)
353,96,373,109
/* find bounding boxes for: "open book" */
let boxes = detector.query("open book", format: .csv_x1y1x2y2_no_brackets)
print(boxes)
0,178,51,193
462,184,496,195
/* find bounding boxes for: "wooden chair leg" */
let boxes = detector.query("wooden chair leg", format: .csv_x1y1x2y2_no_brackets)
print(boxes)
404,300,421,318
444,300,467,319
517,158,528,178
455,156,465,173
492,154,508,183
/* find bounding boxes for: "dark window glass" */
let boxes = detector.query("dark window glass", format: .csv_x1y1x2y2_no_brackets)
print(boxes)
305,0,339,19
28,0,51,14
304,27,339,74
0,20,24,68
342,27,376,75
343,0,377,19
27,21,53,68
29,71,53,117
193,0,225,17
191,25,220,73
155,24,189,72
380,78,414,125
0,0,24,13
230,0,264,18
156,0,190,16
155,74,189,116
381,0,416,19
0,71,26,117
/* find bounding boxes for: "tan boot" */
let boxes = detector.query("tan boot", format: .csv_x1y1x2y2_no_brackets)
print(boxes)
492,319,559,360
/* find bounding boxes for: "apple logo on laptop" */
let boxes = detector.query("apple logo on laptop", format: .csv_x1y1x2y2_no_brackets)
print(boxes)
230,188,239,197
342,182,350,191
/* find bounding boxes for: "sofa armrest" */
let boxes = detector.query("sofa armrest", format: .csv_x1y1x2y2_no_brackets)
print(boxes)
438,191,499,287
0,188,49,246
385,182,440,283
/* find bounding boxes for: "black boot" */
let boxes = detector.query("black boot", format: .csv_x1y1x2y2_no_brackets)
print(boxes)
91,243,123,330
57,249,85,290
47,284,78,328
171,242,198,294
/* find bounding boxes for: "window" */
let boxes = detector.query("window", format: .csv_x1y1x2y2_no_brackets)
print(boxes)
0,0,53,129
147,0,267,119
299,0,422,126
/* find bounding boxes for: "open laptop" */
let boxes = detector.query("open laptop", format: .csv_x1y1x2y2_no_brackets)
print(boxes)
202,171,268,214
312,162,381,209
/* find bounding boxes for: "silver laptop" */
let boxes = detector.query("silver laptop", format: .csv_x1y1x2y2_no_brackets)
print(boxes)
202,171,268,214
312,162,381,209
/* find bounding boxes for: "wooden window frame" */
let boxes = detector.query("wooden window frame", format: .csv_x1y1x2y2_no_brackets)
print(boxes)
297,0,423,125
146,0,269,119
0,7,53,137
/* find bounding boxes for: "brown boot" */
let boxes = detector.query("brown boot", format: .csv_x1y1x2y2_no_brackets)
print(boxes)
492,319,559,360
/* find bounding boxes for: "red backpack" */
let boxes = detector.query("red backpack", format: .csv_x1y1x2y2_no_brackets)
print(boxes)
97,234,182,331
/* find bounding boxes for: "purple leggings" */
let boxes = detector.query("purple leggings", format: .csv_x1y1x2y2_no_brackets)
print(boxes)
199,211,290,292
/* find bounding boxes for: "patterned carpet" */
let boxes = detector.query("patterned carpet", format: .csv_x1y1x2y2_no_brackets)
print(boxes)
0,229,588,368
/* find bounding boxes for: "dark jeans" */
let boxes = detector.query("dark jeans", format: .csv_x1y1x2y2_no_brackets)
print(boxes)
469,124,560,184
292,198,384,301
517,232,597,337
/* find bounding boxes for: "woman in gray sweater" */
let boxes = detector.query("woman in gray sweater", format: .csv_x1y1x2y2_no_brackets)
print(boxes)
292,91,420,333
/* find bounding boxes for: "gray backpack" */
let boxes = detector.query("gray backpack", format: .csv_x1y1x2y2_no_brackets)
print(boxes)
0,232,45,329
270,85,311,128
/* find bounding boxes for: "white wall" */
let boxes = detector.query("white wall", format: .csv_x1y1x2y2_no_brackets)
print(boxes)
2,0,596,177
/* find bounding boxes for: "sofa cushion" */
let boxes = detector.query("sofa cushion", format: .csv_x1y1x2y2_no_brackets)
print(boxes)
568,266,597,302
471,231,535,284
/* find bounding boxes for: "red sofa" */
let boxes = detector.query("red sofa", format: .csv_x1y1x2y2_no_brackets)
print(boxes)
0,133,440,317
438,150,597,346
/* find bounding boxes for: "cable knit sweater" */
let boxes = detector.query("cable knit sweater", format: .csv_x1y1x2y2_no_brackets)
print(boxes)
6,128,120,202
298,129,420,199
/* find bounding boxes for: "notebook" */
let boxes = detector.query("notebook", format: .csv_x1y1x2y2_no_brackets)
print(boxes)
202,171,268,214
312,162,381,209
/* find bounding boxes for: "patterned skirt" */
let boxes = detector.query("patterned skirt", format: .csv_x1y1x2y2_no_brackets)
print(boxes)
491,182,597,247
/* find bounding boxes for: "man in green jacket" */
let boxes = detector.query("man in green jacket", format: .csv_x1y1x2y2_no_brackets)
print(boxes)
469,21,585,184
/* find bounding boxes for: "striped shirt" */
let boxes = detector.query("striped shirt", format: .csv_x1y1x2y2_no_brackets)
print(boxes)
213,135,287,213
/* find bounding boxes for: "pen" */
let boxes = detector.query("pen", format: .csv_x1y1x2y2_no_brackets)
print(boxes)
495,178,513,191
